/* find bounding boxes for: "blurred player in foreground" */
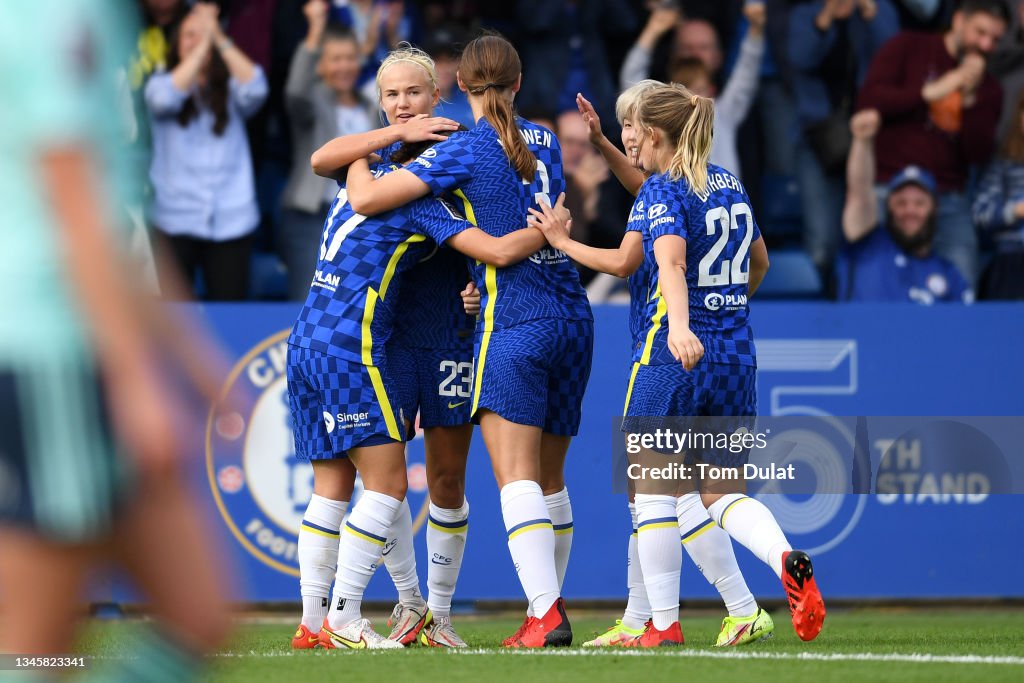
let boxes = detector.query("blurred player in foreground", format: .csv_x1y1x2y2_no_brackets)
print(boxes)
0,1,231,679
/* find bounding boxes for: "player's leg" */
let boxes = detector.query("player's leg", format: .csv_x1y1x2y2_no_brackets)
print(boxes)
698,363,824,641
582,493,649,647
109,467,233,678
621,363,687,647
420,423,472,647
539,434,571,595
322,440,407,650
537,319,593,602
0,531,92,657
287,349,355,646
377,344,428,644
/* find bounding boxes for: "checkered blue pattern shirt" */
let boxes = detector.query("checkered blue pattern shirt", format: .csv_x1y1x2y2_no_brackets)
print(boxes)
289,165,470,365
406,118,592,331
634,166,761,367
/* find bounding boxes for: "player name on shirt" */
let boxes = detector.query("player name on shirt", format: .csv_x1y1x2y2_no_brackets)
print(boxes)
519,127,554,148
694,171,745,203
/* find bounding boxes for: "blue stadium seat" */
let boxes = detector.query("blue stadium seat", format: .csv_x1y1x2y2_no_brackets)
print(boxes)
249,251,289,301
757,249,822,299
760,172,803,238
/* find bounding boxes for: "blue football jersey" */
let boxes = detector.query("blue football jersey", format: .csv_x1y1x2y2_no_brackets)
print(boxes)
289,165,471,365
378,142,476,349
406,117,593,331
391,244,475,349
836,229,972,304
634,166,761,366
625,188,650,350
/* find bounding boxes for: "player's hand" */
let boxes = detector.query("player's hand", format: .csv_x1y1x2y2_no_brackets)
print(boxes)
461,281,481,316
576,93,605,146
849,108,880,140
394,114,460,142
527,192,572,248
667,326,704,371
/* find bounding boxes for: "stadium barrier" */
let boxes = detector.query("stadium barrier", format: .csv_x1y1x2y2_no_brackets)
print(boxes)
135,303,1024,603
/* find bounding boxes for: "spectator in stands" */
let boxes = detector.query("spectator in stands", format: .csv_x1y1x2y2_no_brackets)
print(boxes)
425,24,476,129
334,0,411,89
621,4,722,89
145,3,268,300
839,109,972,303
990,0,1024,138
131,0,190,91
557,110,611,282
971,88,1024,299
857,0,1009,286
667,2,766,178
789,0,899,285
280,1,378,300
516,0,638,141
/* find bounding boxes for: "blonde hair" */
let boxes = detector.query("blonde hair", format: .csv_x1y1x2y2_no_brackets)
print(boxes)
375,43,439,103
637,83,715,195
459,33,535,183
615,79,661,124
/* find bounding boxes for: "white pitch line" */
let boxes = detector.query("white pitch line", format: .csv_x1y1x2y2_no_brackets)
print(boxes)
450,649,1024,665
209,650,1024,666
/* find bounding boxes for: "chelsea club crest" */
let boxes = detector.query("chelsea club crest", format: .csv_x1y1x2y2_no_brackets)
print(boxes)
206,330,431,577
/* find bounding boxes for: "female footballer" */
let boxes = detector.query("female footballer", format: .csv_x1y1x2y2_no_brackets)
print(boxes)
344,33,593,648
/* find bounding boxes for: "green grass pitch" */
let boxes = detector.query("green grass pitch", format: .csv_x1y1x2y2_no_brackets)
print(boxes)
80,609,1024,682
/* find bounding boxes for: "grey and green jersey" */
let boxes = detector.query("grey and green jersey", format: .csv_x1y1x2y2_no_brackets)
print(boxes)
0,0,138,361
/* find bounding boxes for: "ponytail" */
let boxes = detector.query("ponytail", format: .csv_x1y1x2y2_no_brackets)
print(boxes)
667,95,714,195
480,87,535,182
459,33,535,183
637,84,716,196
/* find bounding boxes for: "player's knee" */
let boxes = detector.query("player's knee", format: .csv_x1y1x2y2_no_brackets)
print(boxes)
428,471,464,508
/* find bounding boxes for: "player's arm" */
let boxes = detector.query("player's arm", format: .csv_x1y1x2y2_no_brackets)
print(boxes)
748,236,770,297
446,227,547,268
843,109,880,243
310,116,459,179
577,93,646,196
446,192,571,267
41,146,180,476
346,156,431,215
653,235,704,371
528,199,642,277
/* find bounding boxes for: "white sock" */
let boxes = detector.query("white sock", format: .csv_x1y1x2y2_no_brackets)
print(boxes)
622,502,650,630
634,494,681,630
676,492,757,618
545,487,573,590
500,480,560,617
382,497,423,606
426,499,470,619
707,494,791,579
328,490,402,628
298,495,348,629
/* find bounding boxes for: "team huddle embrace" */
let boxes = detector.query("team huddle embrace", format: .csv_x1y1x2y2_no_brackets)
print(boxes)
287,32,825,651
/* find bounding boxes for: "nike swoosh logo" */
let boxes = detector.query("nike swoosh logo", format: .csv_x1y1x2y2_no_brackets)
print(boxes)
333,634,366,649
431,558,453,565
382,545,396,556
448,401,467,409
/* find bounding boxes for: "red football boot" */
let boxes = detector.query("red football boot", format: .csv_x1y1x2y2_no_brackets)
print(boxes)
782,550,826,641
625,620,684,647
505,598,573,648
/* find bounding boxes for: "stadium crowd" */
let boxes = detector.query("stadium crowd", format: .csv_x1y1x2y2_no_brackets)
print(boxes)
129,0,1024,302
